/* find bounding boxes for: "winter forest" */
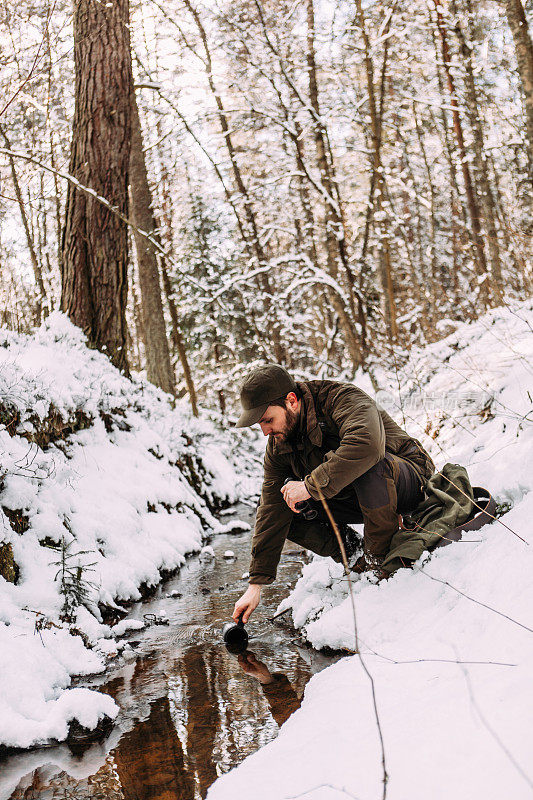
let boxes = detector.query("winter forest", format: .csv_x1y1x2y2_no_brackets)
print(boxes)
1,0,533,798
1,0,532,400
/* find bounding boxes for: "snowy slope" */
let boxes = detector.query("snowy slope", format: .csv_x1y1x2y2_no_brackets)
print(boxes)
0,313,254,750
207,299,533,800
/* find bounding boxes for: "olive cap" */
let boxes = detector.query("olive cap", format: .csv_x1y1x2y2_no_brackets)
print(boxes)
235,364,297,428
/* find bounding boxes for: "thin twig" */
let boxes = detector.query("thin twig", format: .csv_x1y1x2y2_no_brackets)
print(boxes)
286,784,360,800
311,476,388,800
418,569,533,634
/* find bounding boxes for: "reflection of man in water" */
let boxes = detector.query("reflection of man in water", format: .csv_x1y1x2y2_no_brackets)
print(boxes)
237,650,301,727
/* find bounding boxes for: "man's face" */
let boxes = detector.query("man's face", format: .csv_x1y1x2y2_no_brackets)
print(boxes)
258,401,299,442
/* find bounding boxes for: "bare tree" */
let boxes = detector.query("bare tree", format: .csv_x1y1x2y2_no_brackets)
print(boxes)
502,0,533,228
129,89,175,395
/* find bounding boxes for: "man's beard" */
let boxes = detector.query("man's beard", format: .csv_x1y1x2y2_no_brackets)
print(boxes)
274,406,299,443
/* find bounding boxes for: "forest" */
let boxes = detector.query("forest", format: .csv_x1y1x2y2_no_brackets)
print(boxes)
1,1,533,798
1,0,531,405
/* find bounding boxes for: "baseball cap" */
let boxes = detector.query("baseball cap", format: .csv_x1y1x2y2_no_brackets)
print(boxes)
235,364,297,428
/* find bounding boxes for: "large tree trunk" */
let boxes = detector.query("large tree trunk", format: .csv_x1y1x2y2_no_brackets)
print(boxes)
129,91,175,395
61,0,132,372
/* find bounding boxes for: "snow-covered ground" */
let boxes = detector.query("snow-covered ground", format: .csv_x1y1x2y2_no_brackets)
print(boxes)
0,314,255,750
208,299,533,800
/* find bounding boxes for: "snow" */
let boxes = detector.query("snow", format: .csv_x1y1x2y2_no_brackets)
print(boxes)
2,300,532,796
0,313,254,750
207,299,533,799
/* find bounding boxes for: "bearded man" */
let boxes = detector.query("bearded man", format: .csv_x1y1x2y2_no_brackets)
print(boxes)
232,364,435,623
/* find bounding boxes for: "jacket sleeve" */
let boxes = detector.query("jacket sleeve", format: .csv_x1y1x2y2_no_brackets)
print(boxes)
248,443,293,585
304,385,386,500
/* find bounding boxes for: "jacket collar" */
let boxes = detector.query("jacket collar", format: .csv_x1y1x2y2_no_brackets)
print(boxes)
273,381,323,454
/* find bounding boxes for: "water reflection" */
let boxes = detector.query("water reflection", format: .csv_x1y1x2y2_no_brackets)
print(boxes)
115,695,194,800
4,527,340,800
237,650,301,727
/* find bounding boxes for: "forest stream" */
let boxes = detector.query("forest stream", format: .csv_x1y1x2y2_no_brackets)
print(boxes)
1,505,342,800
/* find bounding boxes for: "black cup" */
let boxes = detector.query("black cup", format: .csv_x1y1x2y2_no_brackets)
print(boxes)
222,614,249,654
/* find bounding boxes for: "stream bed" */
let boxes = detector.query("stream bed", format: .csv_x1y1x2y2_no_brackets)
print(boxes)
1,506,342,799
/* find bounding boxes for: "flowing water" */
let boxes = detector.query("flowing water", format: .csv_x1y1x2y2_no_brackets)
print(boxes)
1,506,342,800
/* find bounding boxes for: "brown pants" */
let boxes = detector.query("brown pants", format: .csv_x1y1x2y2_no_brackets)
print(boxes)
287,453,424,561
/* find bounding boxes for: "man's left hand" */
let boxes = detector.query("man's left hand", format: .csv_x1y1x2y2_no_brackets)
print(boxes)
281,480,311,512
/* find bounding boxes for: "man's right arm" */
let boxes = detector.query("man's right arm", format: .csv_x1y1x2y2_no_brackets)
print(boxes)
248,443,293,585
232,445,292,622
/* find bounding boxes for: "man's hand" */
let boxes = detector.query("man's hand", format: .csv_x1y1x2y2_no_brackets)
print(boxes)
237,651,275,684
281,480,311,512
233,584,261,623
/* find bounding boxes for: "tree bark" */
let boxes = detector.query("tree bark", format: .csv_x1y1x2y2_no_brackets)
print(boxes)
160,261,199,416
503,0,533,191
129,91,175,395
61,0,132,372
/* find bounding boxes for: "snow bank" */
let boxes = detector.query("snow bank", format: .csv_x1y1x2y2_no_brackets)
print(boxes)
208,299,533,800
0,313,253,750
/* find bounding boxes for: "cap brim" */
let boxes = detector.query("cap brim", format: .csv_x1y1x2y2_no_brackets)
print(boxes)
234,402,270,428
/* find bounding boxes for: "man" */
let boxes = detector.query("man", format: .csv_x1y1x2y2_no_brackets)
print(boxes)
232,364,435,623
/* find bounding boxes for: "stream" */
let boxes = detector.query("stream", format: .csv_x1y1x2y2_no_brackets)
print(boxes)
1,505,342,799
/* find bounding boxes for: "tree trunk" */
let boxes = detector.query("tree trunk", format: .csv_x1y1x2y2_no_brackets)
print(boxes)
354,0,398,340
452,0,503,299
129,91,175,395
0,126,47,322
61,0,132,372
160,261,199,417
503,0,533,191
306,0,365,365
432,1,490,304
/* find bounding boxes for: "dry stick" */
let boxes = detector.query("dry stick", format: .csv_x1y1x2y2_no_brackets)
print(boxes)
418,569,533,635
311,475,388,800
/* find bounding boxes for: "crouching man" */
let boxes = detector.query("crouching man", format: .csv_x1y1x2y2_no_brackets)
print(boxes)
232,364,435,623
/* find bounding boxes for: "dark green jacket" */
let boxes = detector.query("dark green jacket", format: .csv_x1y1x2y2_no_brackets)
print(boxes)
249,380,435,584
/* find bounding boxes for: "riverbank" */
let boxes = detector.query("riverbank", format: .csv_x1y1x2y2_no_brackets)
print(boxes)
0,314,257,751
